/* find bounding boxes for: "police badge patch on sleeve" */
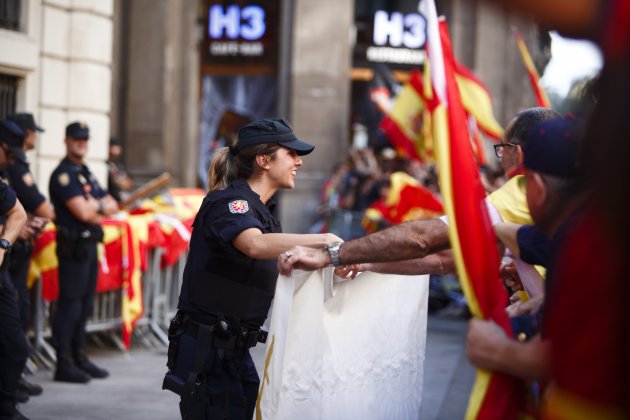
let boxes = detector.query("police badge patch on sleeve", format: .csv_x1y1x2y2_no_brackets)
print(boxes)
58,173,70,186
23,173,34,186
228,200,249,214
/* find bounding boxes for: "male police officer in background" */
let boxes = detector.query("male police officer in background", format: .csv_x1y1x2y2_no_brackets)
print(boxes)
0,117,51,398
0,133,28,419
48,122,118,383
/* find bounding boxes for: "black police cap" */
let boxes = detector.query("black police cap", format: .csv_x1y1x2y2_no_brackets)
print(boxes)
236,118,315,156
66,121,90,139
523,117,581,178
0,119,27,148
7,113,45,132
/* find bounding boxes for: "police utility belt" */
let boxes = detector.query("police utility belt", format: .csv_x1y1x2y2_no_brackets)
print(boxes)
57,225,104,242
182,313,267,350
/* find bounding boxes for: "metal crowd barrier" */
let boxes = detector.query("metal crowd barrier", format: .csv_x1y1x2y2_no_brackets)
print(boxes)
28,246,190,369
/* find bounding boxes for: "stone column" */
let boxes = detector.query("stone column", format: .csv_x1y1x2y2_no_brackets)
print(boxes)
121,0,199,187
280,0,354,233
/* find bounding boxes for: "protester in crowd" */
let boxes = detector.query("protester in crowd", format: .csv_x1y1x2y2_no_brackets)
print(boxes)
162,118,343,420
0,168,28,419
1,116,52,399
107,137,134,203
466,116,588,386
48,122,119,384
278,107,559,278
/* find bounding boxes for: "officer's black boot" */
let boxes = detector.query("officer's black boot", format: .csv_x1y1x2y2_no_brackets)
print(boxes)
0,400,29,420
17,377,42,397
54,351,90,384
73,349,109,379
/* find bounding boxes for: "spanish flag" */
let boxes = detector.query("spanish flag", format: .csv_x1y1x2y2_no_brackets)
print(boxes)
362,172,443,233
420,0,526,417
379,69,429,162
380,53,502,164
514,28,552,108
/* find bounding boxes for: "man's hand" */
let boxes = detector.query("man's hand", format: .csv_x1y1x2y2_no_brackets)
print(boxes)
334,264,364,280
18,216,49,240
278,246,331,276
466,318,508,371
101,195,119,216
500,261,523,292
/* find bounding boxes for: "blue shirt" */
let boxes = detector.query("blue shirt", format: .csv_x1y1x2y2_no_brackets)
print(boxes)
5,150,46,213
49,157,108,230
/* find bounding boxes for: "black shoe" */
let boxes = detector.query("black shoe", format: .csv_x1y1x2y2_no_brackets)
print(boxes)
18,378,42,397
54,351,91,384
14,390,28,404
0,401,30,420
75,358,109,379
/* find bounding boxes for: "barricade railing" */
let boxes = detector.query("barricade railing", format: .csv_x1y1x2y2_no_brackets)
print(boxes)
28,238,191,369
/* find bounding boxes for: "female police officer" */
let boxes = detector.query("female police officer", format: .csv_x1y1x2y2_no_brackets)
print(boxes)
164,118,341,419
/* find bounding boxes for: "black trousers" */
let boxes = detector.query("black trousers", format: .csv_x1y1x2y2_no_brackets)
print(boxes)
0,270,29,407
52,241,98,352
172,332,260,420
9,240,33,331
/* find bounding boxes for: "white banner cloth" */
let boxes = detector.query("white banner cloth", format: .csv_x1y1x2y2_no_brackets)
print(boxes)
256,269,429,420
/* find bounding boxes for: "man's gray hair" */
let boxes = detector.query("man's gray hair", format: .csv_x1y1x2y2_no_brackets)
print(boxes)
507,107,561,146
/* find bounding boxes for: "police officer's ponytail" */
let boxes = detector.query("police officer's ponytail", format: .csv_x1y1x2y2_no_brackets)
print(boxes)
208,143,281,192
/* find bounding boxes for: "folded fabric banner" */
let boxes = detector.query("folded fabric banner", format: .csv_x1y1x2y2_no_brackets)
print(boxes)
257,269,429,420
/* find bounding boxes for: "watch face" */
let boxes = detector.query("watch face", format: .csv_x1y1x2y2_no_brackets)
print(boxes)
0,239,11,249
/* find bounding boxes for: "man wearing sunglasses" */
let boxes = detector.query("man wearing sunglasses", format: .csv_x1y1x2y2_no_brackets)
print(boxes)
279,108,561,279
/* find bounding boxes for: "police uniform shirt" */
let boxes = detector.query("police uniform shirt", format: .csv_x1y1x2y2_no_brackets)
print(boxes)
178,178,281,328
0,179,17,222
49,157,107,230
5,150,46,213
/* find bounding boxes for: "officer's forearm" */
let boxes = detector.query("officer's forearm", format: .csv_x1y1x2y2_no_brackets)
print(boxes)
338,218,450,265
34,201,55,221
234,231,340,260
1,199,27,243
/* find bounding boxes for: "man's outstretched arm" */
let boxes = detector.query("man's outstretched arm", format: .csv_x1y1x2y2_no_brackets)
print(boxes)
279,218,450,275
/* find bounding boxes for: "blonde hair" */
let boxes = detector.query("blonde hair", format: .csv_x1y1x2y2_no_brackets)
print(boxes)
207,143,282,192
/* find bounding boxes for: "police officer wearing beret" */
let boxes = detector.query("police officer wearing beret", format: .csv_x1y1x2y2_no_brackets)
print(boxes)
0,142,28,419
163,118,342,419
48,122,118,383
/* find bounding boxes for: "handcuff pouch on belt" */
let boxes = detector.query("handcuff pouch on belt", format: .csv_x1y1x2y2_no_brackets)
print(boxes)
163,312,267,398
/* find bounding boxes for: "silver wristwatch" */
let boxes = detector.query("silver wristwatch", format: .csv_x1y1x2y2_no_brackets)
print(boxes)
325,242,342,267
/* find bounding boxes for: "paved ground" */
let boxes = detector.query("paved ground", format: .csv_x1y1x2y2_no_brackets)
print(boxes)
20,315,474,420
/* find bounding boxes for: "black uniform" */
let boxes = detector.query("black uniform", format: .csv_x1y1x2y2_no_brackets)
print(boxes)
0,181,29,416
6,148,47,330
48,158,106,357
164,178,280,420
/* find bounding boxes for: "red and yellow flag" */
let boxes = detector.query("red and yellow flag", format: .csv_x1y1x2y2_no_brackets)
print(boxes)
362,172,443,232
380,52,502,164
420,0,525,417
379,70,431,162
514,28,552,108
455,63,504,140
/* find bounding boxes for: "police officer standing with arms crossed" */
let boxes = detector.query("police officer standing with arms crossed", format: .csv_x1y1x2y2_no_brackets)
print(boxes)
4,114,54,398
163,118,342,419
48,122,118,383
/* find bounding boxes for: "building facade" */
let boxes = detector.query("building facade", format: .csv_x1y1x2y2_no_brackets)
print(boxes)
1,0,547,233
